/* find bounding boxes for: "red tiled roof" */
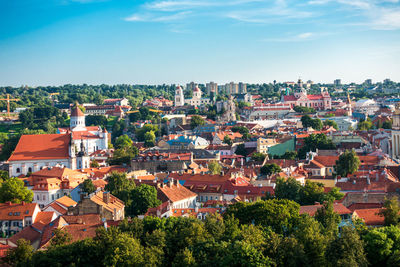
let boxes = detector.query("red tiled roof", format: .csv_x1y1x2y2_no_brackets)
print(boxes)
300,203,351,216
0,202,38,221
8,134,71,161
283,95,297,101
158,182,197,203
71,106,84,117
8,226,41,246
347,203,383,212
353,208,384,226
34,211,56,226
62,214,101,225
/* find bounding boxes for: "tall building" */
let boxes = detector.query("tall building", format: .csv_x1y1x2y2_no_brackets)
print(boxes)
384,78,391,84
206,82,218,95
364,79,372,86
174,85,185,107
238,82,247,94
392,104,400,158
334,79,341,87
225,82,239,95
186,82,197,91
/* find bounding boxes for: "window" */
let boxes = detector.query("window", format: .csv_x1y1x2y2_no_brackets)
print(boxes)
28,167,32,173
13,222,19,227
43,195,46,201
16,168,20,173
52,195,54,201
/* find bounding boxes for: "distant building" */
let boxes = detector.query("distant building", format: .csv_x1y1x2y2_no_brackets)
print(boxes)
224,82,239,95
103,98,129,106
184,86,210,107
221,95,237,122
334,79,341,87
174,85,185,107
186,82,197,91
281,79,332,110
206,82,218,95
392,104,400,159
238,82,247,94
364,79,372,86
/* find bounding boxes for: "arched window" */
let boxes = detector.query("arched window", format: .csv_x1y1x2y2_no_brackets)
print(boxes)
28,167,32,173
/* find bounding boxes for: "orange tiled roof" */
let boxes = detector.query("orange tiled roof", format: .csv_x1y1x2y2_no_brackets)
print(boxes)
158,183,197,203
8,226,41,246
8,134,70,161
90,191,124,213
34,211,55,225
353,208,384,226
71,106,84,117
55,196,77,208
0,202,38,220
62,214,101,225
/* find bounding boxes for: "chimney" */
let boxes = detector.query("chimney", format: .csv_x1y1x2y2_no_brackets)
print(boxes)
176,179,180,188
103,191,110,204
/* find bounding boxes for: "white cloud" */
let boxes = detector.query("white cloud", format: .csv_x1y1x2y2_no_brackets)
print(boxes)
297,32,314,39
369,7,400,30
124,11,191,22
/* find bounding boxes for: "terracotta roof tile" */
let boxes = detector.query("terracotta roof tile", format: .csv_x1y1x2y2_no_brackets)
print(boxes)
0,202,38,221
300,203,351,216
158,183,197,203
9,134,71,161
55,196,77,208
353,208,384,226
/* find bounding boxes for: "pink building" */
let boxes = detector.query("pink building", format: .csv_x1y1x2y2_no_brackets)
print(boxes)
282,86,331,110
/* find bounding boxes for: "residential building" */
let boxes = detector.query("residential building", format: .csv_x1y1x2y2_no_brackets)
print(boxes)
0,202,41,236
103,98,129,106
157,179,197,209
238,82,247,94
392,104,400,159
57,105,109,154
68,191,124,221
131,152,192,173
29,167,87,207
206,82,218,95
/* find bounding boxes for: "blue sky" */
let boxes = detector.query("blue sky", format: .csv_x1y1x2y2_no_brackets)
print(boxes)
0,0,399,86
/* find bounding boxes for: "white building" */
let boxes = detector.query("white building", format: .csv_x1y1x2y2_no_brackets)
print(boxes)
174,85,185,107
392,105,400,159
58,105,109,154
184,86,210,107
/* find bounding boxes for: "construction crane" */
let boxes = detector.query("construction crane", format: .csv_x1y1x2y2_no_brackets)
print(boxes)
0,94,19,118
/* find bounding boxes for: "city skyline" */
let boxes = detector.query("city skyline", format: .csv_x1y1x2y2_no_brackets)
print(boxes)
1,0,399,86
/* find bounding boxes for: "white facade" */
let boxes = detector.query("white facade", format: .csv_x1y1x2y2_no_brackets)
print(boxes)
9,159,71,177
185,87,210,107
174,85,185,107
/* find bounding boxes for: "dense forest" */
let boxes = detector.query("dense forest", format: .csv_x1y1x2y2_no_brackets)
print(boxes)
3,198,400,267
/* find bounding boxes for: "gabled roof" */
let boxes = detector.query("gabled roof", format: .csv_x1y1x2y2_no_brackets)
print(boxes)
158,182,197,203
71,106,84,117
0,202,38,220
55,196,77,208
353,208,384,226
90,191,124,213
9,134,71,161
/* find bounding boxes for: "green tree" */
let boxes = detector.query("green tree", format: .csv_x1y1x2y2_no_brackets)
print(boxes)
314,201,341,236
115,134,133,150
105,172,135,203
298,133,335,159
323,119,338,130
382,120,392,129
274,177,302,202
363,229,394,266
208,160,222,175
90,160,99,168
135,124,158,142
80,179,96,195
0,177,33,203
3,239,34,267
358,118,373,131
190,115,205,129
85,115,107,128
326,226,368,267
379,197,400,226
128,184,161,216
223,135,233,146
335,149,360,177
144,130,156,147
251,152,266,162
301,115,322,130
235,144,247,157
50,228,72,247
172,248,196,267
260,163,282,176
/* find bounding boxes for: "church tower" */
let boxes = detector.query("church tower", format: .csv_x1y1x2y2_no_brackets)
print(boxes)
223,95,237,122
174,85,185,107
346,93,352,117
70,104,86,131
193,86,202,100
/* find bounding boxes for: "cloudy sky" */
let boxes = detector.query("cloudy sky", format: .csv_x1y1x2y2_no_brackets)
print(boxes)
0,0,399,86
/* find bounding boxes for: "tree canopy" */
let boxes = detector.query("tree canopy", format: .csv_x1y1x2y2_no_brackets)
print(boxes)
335,149,360,177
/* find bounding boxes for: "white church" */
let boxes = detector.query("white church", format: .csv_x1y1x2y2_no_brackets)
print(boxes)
175,85,210,107
8,105,108,177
